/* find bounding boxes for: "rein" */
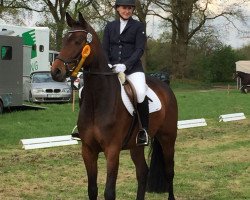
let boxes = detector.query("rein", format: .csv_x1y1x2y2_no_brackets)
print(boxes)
83,70,116,76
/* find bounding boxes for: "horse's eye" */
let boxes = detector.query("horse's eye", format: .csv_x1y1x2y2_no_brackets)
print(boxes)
75,40,82,45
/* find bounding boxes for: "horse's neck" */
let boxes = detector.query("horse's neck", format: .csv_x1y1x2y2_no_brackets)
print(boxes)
83,49,120,113
88,45,110,73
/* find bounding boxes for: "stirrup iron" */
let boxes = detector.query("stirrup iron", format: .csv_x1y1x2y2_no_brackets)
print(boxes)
136,129,149,146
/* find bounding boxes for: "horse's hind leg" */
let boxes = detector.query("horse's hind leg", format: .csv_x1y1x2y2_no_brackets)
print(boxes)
82,144,98,200
130,147,148,200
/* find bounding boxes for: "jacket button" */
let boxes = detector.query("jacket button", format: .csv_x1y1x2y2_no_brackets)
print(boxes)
118,57,121,61
118,51,121,54
119,45,122,48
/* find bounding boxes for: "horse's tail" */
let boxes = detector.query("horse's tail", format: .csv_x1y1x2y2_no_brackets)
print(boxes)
147,137,168,193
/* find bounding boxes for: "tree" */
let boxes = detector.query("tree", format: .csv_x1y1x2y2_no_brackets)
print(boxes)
198,45,245,82
1,0,94,50
0,0,36,24
38,0,94,50
147,38,172,72
152,0,248,78
187,26,223,79
236,44,250,60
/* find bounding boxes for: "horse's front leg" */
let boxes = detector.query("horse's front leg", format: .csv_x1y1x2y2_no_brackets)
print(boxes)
130,147,148,200
104,146,120,200
82,144,99,200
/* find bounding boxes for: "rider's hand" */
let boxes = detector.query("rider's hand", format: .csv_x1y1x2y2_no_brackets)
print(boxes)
113,64,126,73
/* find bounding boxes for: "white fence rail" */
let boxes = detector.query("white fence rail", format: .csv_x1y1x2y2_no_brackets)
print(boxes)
178,118,207,129
219,113,246,122
20,113,247,150
21,135,78,150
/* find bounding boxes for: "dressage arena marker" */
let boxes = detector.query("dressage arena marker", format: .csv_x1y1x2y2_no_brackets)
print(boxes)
219,113,246,122
178,118,207,129
21,135,78,150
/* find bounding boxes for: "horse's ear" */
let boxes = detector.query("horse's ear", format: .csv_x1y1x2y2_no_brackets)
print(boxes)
66,12,75,27
78,12,88,29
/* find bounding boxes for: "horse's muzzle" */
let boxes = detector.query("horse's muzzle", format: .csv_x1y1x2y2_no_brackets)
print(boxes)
51,64,67,82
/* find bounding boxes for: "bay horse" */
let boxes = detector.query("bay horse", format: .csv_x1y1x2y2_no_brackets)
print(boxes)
51,12,178,200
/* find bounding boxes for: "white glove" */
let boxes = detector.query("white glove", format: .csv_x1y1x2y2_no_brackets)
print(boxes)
108,64,113,69
113,64,126,73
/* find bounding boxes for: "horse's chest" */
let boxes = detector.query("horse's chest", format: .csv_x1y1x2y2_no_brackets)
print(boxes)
78,123,112,144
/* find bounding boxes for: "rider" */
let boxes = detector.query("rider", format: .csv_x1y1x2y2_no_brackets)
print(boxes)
102,0,149,146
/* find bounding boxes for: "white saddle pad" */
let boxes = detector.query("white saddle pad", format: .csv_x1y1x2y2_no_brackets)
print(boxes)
120,82,162,116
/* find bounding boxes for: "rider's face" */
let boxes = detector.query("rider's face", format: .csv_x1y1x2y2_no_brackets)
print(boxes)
116,5,134,20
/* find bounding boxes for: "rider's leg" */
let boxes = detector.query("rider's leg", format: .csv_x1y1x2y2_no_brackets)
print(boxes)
126,72,149,146
136,97,149,146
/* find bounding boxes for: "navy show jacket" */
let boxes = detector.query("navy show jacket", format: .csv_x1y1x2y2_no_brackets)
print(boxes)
102,17,146,75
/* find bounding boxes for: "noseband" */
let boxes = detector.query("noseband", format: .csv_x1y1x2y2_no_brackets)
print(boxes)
55,29,92,78
55,57,81,77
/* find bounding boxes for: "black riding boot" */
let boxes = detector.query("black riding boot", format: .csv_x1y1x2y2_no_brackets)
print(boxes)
136,98,149,146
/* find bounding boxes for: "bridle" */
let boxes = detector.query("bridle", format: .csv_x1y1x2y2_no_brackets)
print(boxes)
55,29,116,78
55,57,81,77
55,29,92,78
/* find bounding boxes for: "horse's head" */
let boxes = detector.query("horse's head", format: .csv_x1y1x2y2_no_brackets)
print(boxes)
51,12,96,82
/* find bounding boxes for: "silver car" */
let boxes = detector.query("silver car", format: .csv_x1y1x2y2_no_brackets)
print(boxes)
23,71,72,103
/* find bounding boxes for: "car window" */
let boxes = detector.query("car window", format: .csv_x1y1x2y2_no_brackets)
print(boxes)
32,73,55,83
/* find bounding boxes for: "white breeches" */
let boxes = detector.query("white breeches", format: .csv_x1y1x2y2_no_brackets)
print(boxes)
126,72,147,103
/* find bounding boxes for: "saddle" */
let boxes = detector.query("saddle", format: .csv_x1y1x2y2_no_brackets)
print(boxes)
118,74,162,116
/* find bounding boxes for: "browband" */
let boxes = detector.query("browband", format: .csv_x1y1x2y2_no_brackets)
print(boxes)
68,30,92,44
68,30,88,33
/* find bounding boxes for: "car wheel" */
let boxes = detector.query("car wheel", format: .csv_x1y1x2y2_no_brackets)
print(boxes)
0,101,3,114
29,91,33,102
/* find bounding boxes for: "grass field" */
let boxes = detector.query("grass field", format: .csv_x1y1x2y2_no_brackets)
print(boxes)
0,82,249,199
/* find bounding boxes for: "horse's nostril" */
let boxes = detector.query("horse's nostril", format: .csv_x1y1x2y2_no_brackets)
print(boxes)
55,68,61,76
51,68,62,81
51,68,65,82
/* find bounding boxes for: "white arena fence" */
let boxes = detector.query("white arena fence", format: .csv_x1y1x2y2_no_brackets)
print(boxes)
20,113,247,150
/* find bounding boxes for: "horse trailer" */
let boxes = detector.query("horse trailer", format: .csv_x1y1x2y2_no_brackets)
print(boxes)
0,34,24,113
0,24,51,74
235,61,250,93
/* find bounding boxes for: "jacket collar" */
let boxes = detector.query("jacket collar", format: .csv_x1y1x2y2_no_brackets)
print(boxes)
117,17,134,35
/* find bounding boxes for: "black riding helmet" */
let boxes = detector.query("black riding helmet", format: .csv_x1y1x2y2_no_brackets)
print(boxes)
115,0,135,6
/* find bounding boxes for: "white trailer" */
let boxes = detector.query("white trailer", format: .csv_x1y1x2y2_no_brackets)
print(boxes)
0,24,51,74
235,60,250,93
